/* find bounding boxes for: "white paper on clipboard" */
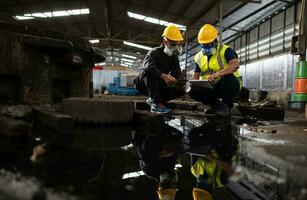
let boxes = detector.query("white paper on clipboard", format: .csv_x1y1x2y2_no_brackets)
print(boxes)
188,80,214,89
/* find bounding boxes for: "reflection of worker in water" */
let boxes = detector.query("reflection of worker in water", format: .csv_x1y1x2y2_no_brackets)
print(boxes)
188,122,238,199
131,132,180,200
134,24,185,114
189,24,240,116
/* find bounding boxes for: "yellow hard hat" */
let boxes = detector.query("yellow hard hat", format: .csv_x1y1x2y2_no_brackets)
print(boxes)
157,189,178,200
192,188,212,200
162,25,184,41
197,24,218,44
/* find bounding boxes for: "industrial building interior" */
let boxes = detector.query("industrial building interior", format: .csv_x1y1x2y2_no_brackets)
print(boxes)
0,0,307,199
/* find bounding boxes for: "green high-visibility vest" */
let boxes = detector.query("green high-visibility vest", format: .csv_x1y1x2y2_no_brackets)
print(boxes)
194,43,239,80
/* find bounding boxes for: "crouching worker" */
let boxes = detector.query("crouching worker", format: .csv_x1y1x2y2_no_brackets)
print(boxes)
189,24,240,116
134,25,185,113
131,132,179,200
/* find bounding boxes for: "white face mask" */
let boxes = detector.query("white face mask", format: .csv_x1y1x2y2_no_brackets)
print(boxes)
164,46,174,56
164,45,183,56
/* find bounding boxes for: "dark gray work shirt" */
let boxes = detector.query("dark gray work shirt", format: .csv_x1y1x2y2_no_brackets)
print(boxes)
141,44,183,79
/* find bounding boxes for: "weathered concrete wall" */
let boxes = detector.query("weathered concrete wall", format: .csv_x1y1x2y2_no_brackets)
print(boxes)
0,30,92,104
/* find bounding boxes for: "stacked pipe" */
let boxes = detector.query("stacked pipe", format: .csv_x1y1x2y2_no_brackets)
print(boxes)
293,61,307,101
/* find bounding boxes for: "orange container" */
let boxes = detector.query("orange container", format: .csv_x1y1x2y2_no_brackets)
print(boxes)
294,78,307,93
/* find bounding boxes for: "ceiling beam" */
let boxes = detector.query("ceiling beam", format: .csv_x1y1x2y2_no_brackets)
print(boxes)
104,0,111,38
187,1,218,29
222,0,276,33
84,0,108,38
86,37,160,45
176,0,197,21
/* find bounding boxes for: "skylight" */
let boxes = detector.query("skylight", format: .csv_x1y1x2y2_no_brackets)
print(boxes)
121,58,135,63
122,54,136,59
95,62,105,66
89,39,99,44
123,41,153,51
127,11,186,30
14,8,90,20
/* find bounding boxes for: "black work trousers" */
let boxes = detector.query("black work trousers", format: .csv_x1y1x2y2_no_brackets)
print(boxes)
134,73,185,104
189,75,240,106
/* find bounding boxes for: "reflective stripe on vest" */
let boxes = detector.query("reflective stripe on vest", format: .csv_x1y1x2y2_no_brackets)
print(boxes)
216,44,224,70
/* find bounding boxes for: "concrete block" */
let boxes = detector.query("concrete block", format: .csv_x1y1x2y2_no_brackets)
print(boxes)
133,110,164,126
1,105,32,119
33,108,74,132
166,100,199,110
134,100,150,110
63,98,134,124
0,114,31,136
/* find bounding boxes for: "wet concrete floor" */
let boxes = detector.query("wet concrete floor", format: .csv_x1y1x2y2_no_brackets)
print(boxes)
0,114,306,200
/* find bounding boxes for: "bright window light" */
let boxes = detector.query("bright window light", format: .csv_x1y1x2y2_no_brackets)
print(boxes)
121,62,133,66
271,32,284,40
95,62,105,66
122,54,136,59
14,16,34,20
144,17,159,24
121,63,129,67
80,8,90,14
121,58,135,63
159,20,169,26
175,164,182,168
43,12,52,17
31,13,48,18
122,164,182,180
122,171,145,179
123,41,153,51
53,11,70,17
127,12,145,20
14,8,90,20
127,11,186,30
67,10,80,15
89,39,99,44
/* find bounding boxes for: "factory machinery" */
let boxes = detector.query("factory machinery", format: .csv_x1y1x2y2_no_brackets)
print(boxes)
108,72,139,96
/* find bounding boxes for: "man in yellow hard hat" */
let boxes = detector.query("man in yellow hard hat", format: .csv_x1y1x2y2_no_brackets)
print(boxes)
134,25,185,113
188,122,238,200
189,24,240,116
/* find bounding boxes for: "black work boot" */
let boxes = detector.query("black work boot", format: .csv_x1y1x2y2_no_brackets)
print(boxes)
204,100,220,114
204,105,216,114
216,102,231,116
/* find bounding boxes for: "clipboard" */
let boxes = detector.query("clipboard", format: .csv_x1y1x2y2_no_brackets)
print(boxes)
188,80,214,89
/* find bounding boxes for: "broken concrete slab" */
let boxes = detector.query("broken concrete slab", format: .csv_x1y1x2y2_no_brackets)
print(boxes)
32,108,74,133
249,90,268,103
238,106,285,121
63,98,134,124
